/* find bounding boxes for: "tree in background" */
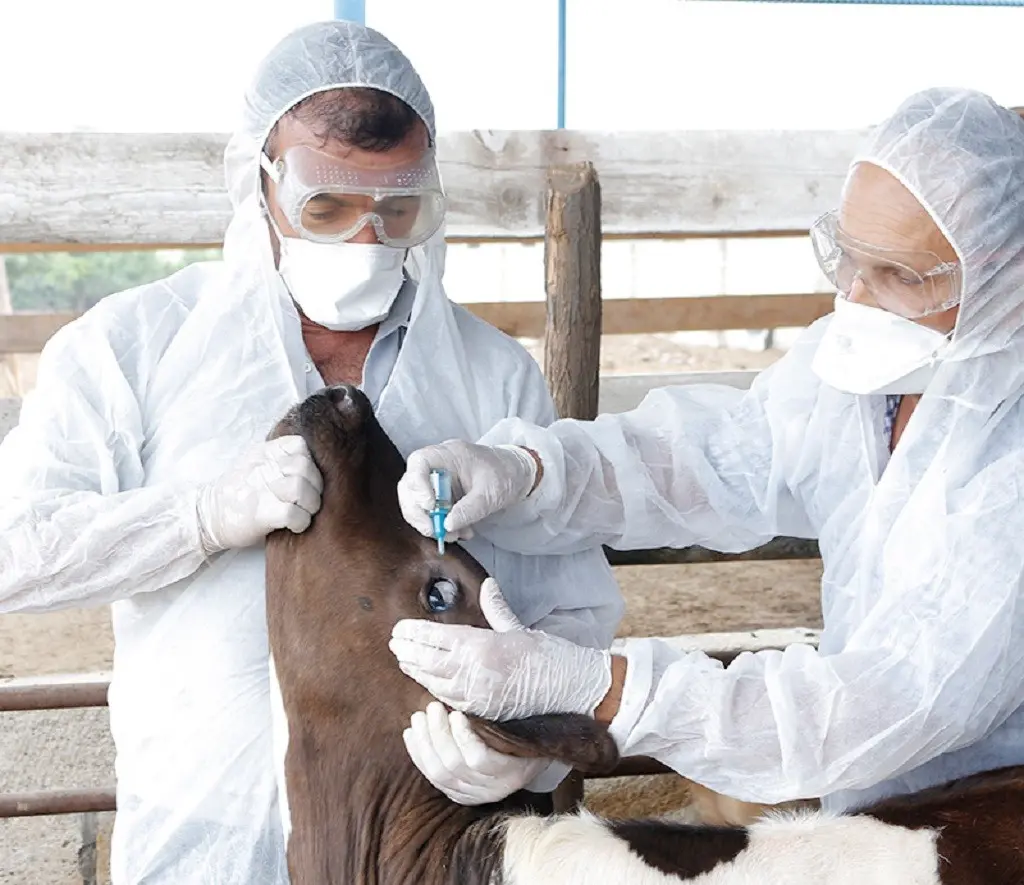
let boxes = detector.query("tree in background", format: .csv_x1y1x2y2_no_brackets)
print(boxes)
5,248,223,313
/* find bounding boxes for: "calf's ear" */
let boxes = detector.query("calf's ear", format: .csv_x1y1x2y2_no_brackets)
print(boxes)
467,713,620,776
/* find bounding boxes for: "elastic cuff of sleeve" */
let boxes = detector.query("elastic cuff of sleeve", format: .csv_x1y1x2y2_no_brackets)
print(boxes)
194,485,223,558
606,640,654,753
525,759,571,794
586,649,615,717
493,443,540,497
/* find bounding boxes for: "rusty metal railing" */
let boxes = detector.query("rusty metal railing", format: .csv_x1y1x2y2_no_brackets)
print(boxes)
0,673,115,818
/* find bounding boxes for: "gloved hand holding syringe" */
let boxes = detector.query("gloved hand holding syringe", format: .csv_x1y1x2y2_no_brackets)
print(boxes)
398,443,539,549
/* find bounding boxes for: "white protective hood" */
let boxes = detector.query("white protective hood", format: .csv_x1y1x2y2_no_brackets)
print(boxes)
473,87,1024,812
0,20,621,884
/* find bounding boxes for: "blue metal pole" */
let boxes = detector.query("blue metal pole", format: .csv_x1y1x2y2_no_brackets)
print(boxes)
334,0,365,22
701,0,1024,5
557,0,567,128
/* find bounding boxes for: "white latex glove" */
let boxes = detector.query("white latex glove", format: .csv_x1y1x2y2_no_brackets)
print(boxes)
404,701,551,805
195,435,323,555
397,441,538,542
390,577,612,721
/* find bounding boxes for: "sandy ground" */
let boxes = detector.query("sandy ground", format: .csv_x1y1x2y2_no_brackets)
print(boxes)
521,331,787,376
0,335,824,882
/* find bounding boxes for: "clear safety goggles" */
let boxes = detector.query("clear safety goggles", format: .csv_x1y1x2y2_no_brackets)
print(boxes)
260,144,446,247
809,210,962,320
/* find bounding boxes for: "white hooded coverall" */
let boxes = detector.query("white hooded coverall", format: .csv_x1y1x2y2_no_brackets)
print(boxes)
0,21,622,884
471,87,1024,813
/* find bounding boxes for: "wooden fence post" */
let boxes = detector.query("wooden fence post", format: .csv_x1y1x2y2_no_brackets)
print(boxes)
0,257,21,395
543,162,602,423
551,766,588,815
542,162,602,815
78,811,98,885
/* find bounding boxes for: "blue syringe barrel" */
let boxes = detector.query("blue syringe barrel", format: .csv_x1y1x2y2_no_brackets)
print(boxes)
429,468,452,552
430,468,453,508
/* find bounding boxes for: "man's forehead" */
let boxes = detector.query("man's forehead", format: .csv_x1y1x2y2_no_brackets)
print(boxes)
270,111,430,166
839,162,954,261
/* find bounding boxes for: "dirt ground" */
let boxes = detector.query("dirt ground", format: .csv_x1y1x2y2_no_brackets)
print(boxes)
0,334,824,882
520,330,788,376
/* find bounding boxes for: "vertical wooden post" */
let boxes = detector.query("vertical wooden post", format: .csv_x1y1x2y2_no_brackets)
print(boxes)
78,811,98,885
551,769,587,816
542,161,602,815
0,257,21,396
543,161,602,423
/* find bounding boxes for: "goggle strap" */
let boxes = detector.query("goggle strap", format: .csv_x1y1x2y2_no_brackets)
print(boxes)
260,152,282,183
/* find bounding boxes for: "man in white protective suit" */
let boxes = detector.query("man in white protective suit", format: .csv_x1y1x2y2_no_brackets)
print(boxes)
392,87,1024,815
0,20,624,884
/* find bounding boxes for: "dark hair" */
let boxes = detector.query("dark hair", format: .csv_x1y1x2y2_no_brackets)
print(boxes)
266,87,422,155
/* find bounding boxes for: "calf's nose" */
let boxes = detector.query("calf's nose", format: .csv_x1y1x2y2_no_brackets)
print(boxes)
326,385,356,409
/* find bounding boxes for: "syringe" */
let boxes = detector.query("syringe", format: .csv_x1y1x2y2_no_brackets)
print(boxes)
429,468,453,555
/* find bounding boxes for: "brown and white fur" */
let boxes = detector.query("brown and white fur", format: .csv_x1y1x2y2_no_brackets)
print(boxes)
265,384,1024,885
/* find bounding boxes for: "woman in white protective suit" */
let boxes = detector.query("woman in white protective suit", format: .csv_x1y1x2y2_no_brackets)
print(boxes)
391,87,1024,815
0,20,624,884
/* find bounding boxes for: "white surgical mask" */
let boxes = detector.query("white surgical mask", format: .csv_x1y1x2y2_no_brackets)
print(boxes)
268,210,407,331
812,296,952,395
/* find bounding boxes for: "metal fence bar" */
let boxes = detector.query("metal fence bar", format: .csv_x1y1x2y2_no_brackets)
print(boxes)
0,788,116,818
0,674,110,711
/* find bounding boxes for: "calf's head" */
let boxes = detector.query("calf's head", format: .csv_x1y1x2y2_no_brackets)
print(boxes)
264,384,618,787
265,383,493,730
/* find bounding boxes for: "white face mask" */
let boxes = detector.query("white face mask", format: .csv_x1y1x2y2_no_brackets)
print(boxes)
268,209,407,331
812,296,952,395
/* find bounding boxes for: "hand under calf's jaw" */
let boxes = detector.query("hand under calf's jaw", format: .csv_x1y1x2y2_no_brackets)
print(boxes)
403,701,553,805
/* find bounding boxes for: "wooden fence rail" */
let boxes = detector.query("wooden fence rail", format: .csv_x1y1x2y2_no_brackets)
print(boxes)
0,292,836,355
0,129,868,247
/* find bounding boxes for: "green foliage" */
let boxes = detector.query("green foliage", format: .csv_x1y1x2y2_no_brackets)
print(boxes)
5,248,223,312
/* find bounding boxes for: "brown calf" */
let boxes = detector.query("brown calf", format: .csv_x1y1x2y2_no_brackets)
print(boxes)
265,384,1024,885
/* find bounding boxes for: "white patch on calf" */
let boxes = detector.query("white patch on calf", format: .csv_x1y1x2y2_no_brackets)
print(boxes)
499,808,942,884
268,652,292,846
500,812,693,885
737,812,942,884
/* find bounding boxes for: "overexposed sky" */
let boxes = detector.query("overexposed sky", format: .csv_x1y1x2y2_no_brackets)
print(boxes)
0,0,1021,134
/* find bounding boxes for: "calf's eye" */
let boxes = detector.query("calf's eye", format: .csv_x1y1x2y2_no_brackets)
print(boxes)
426,578,459,613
